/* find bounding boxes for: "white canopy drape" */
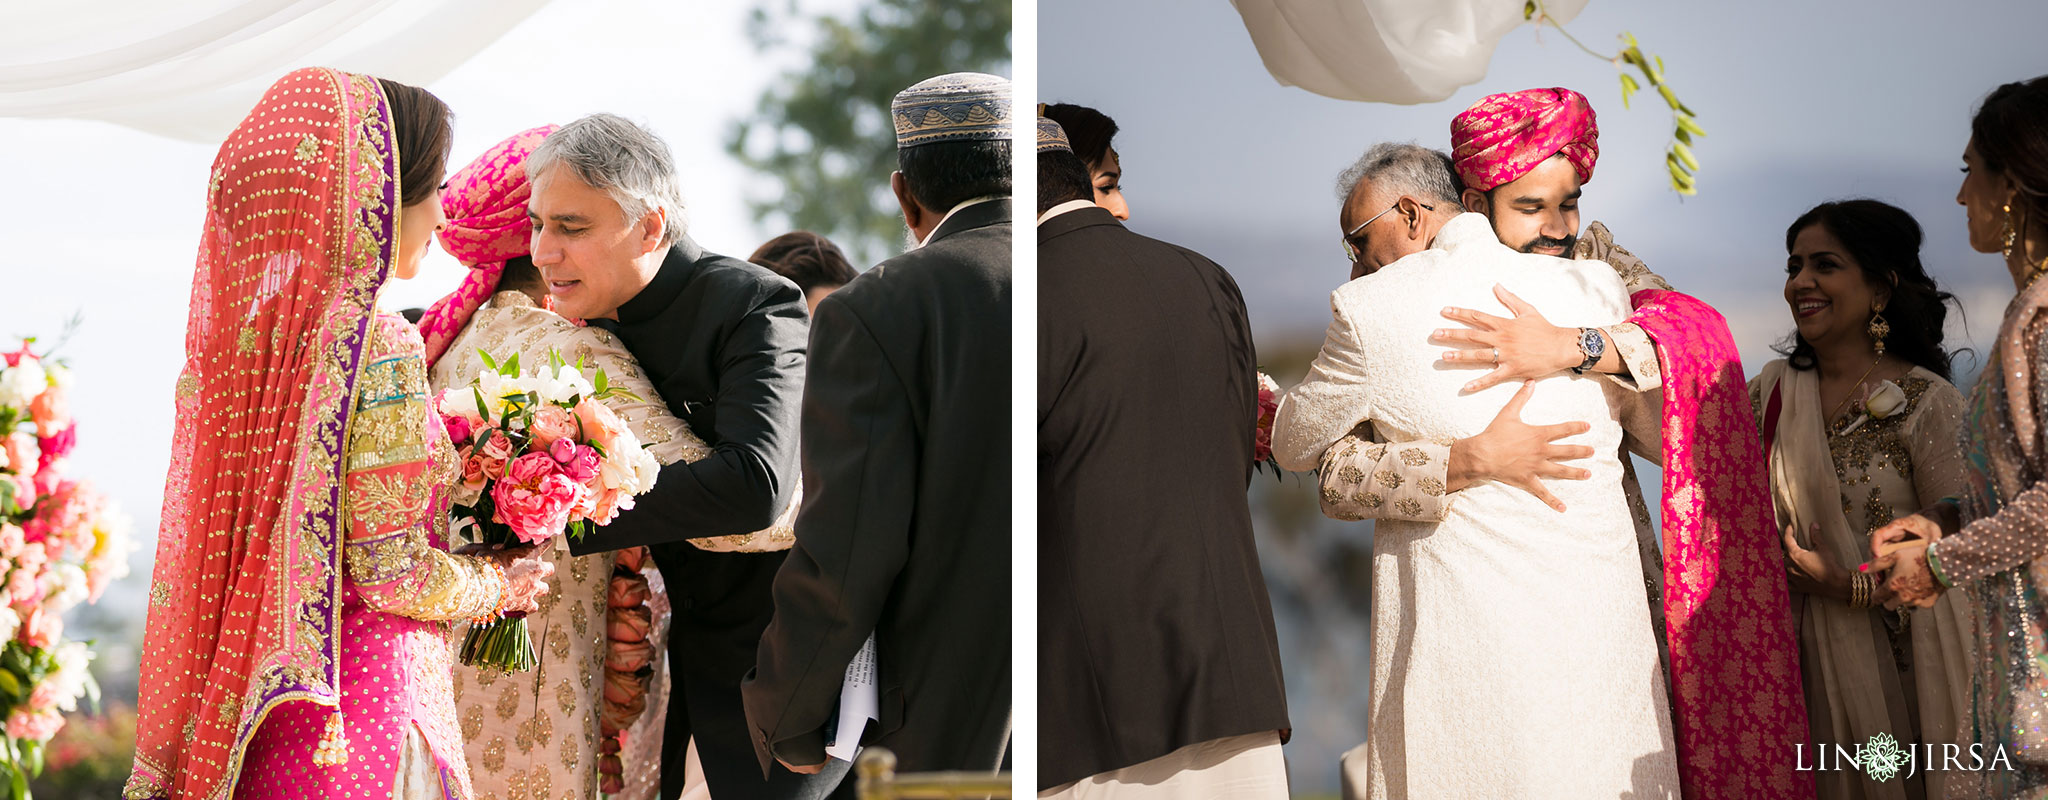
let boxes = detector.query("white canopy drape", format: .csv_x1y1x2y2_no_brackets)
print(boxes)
0,0,552,142
1228,0,1588,104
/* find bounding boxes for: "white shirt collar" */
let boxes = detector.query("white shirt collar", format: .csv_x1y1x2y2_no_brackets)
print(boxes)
918,195,1005,248
1036,199,1098,226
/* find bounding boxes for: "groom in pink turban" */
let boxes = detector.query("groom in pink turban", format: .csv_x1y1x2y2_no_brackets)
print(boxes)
1317,86,1815,800
1450,86,1598,257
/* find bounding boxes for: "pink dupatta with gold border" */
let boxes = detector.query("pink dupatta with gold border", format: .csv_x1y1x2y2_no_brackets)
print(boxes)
1632,289,1813,799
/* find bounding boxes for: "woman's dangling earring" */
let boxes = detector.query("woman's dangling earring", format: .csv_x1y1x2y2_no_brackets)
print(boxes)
2006,203,2019,257
1869,301,1890,356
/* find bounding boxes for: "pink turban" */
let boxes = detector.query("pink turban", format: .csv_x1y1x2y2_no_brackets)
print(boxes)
419,124,558,366
1449,88,1598,193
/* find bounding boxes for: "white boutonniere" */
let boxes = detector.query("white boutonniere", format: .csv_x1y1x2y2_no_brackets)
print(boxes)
1839,380,1906,436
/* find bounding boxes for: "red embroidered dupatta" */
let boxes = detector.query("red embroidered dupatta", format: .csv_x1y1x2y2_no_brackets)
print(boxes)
127,67,398,800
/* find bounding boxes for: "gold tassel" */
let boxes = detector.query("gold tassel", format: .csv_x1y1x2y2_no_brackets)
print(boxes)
312,711,349,767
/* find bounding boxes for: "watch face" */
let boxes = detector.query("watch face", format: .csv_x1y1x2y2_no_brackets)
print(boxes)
1583,328,1606,357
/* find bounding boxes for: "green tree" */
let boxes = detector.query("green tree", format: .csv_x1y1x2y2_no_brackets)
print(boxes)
727,0,1012,266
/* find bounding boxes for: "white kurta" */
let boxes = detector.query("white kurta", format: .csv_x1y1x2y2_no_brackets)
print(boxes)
1273,213,1679,800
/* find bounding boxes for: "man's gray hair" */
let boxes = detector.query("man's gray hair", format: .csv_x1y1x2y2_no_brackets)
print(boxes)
1334,142,1463,207
528,113,688,247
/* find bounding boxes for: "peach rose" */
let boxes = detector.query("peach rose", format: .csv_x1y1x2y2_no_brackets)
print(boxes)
25,681,61,712
572,398,629,450
0,525,21,559
5,708,62,742
2,434,38,481
606,573,650,609
530,404,579,449
28,385,67,438
605,637,655,673
477,431,515,481
606,605,652,642
19,605,61,649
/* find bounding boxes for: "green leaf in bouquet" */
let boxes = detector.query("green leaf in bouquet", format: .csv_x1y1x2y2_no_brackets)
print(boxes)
505,352,521,377
593,368,609,397
478,349,499,372
3,646,29,678
21,740,40,778
6,759,20,799
473,387,490,420
586,440,607,459
549,348,565,376
0,481,13,519
0,669,21,701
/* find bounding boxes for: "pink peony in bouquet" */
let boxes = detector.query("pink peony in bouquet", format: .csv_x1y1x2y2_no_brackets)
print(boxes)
438,348,662,671
0,336,131,796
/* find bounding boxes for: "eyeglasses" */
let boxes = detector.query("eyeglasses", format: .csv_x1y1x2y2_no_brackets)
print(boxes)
1342,199,1435,263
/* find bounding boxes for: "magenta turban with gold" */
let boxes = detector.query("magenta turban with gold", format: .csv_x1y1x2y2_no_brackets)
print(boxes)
1450,87,1599,192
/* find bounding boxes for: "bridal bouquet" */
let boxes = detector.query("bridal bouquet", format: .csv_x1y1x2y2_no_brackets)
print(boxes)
1252,371,1282,477
437,349,661,672
0,338,134,797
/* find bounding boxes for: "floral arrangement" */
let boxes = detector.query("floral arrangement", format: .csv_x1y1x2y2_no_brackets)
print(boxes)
0,339,134,797
1253,371,1282,478
437,349,661,672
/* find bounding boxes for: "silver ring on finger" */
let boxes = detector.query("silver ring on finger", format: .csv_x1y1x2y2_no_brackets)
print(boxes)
1491,347,1500,363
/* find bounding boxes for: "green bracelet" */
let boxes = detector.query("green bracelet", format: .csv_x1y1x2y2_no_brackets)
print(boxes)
1926,539,1954,589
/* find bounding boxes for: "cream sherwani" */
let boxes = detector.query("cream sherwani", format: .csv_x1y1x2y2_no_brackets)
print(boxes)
1273,213,1678,800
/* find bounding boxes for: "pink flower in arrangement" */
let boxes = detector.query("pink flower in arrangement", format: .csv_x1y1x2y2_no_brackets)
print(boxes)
37,423,73,461
530,404,579,450
490,453,585,544
572,398,628,450
440,413,473,448
1,344,32,368
0,525,21,559
4,708,62,742
2,434,38,481
5,568,36,609
18,605,61,650
1253,372,1280,465
25,681,61,713
550,439,603,484
3,475,31,514
28,385,68,438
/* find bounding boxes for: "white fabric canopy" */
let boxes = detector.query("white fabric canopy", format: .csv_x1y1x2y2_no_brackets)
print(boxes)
0,0,553,142
1229,0,1588,104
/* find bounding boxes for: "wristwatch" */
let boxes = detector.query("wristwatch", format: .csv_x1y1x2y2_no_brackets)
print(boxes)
1571,327,1606,374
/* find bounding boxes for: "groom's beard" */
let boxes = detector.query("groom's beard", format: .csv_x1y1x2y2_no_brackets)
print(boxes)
1516,233,1577,256
902,222,922,252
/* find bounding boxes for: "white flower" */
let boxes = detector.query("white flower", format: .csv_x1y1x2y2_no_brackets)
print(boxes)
45,641,92,712
0,359,45,407
1866,380,1908,419
45,563,88,612
0,606,23,646
598,427,660,495
42,364,70,391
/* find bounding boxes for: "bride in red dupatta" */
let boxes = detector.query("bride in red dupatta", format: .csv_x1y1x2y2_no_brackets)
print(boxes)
125,67,552,800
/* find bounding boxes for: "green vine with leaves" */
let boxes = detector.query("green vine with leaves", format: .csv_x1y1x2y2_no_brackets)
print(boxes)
1524,1,1705,195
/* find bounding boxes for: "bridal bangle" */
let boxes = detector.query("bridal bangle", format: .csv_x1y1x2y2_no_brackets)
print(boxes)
1926,539,1953,589
1850,572,1874,610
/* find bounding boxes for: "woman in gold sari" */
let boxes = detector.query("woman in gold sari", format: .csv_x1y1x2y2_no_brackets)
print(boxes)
1752,199,1971,800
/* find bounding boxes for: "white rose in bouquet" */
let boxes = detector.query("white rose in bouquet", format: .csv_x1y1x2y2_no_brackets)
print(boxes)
0,358,45,407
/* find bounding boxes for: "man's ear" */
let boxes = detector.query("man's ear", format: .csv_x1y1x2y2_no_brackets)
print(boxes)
1403,197,1431,242
1461,188,1490,216
891,171,925,231
638,207,666,256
